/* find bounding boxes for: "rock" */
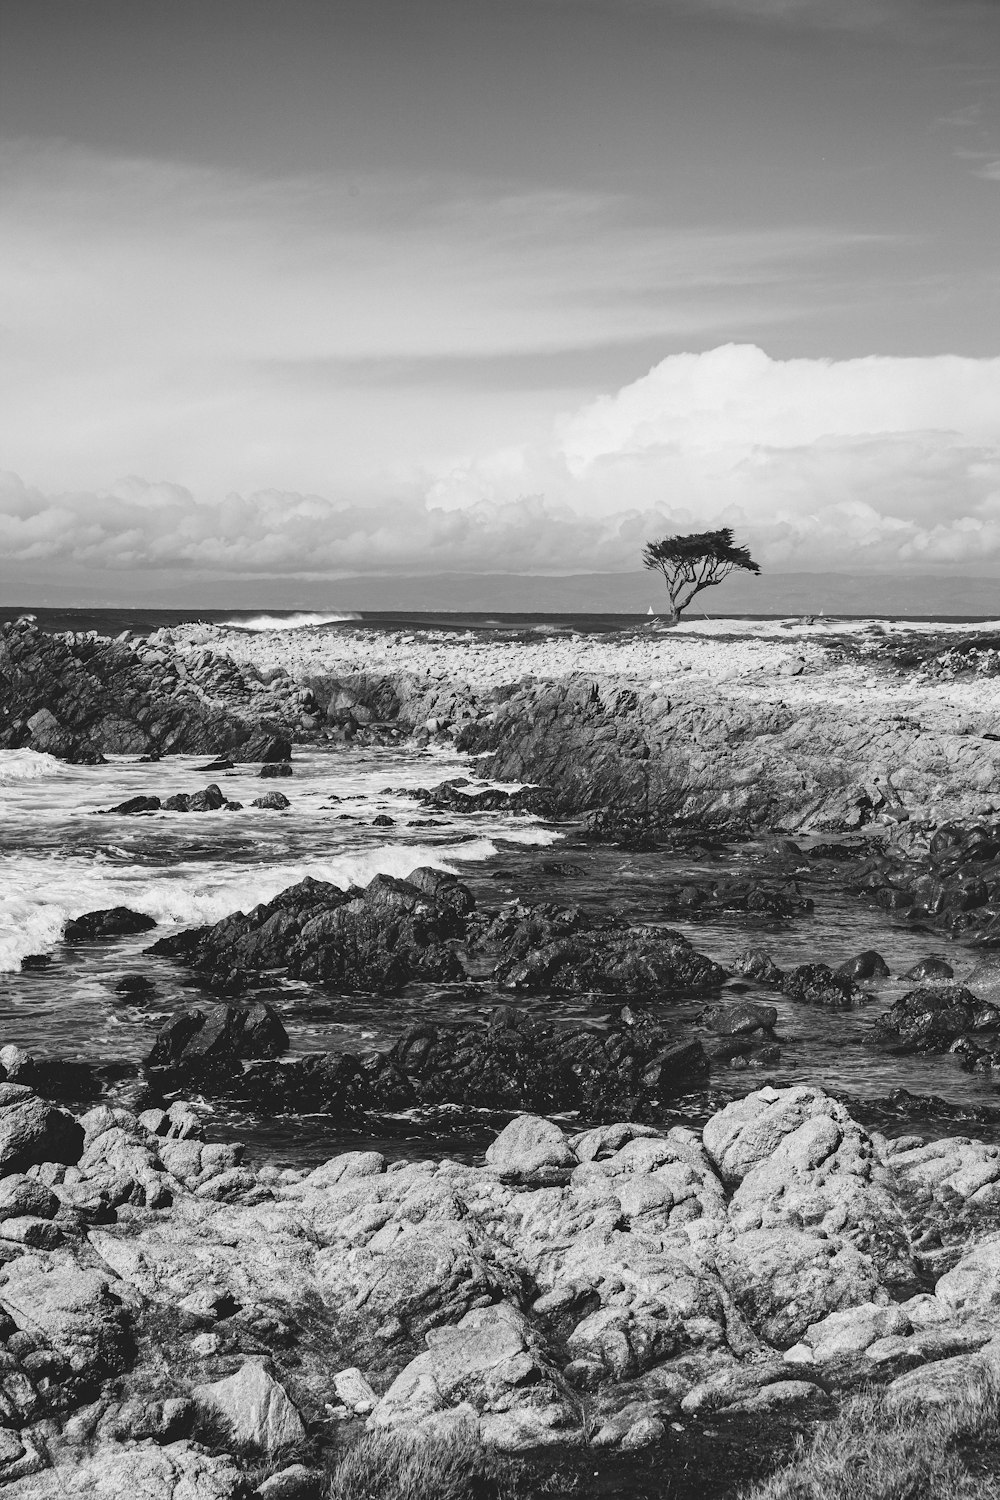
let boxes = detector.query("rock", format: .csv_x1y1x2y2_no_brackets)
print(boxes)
332,1367,378,1415
700,1001,778,1035
0,1094,84,1175
252,791,291,810
369,1303,551,1433
0,1260,131,1390
871,986,999,1052
63,907,157,943
151,871,467,994
731,948,785,987
714,1227,884,1346
97,796,161,815
802,1301,912,1361
5,1440,243,1497
781,964,861,1009
193,1359,306,1455
255,1466,325,1500
0,1176,58,1221
836,950,890,982
147,1003,289,1077
259,761,293,779
485,1115,577,1182
0,621,292,763
885,1343,1000,1412
906,957,955,982
936,1235,1000,1312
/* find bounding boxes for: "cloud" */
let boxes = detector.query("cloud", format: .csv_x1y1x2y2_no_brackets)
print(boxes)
0,471,669,577
429,344,1000,572
5,346,1000,581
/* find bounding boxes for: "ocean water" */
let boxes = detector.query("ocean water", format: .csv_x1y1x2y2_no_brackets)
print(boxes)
3,606,1000,1165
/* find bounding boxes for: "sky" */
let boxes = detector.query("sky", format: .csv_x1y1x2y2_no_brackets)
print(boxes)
1,0,999,602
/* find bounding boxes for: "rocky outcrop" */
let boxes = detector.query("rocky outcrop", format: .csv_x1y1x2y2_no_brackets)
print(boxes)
98,784,244,815
149,869,470,994
0,1078,997,1488
0,618,292,762
150,870,729,1004
156,1003,714,1121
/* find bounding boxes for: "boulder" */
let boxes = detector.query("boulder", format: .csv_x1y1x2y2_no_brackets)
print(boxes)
485,1116,577,1183
252,791,291,810
193,1359,305,1455
714,1228,884,1346
0,1093,84,1175
3,1439,242,1497
836,950,890,982
700,1001,777,1035
147,1003,289,1076
871,986,1000,1051
63,908,157,943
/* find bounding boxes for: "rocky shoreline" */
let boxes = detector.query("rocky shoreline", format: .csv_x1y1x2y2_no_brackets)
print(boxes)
7,615,1000,1493
0,1071,999,1496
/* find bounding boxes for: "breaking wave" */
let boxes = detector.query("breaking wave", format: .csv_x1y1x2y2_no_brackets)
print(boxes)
218,612,361,631
0,837,499,972
0,750,63,785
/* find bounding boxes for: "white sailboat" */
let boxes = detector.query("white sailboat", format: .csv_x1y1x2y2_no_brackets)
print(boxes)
646,605,655,616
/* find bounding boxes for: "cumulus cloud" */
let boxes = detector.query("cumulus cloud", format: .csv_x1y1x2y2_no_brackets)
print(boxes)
0,472,669,577
4,345,1000,580
429,344,1000,572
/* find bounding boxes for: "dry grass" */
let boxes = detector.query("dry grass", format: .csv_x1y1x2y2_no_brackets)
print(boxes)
326,1427,518,1500
740,1371,1000,1500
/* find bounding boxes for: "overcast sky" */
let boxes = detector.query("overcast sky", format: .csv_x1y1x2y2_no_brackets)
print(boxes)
1,0,999,597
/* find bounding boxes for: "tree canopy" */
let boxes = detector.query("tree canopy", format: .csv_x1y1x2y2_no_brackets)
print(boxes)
642,527,760,622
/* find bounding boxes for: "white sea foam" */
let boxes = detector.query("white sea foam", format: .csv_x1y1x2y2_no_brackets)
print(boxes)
0,750,62,786
0,837,499,972
219,612,361,631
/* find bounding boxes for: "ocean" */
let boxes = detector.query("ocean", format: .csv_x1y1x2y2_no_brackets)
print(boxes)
3,605,1000,1166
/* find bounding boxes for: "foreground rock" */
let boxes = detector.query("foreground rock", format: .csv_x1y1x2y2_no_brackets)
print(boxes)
0,618,292,761
0,1079,999,1492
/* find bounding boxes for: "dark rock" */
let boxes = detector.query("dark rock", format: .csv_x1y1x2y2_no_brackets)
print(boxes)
781,964,861,1009
238,1005,710,1122
0,1046,96,1100
150,870,469,993
196,758,234,771
0,621,292,762
252,791,291,810
372,815,395,827
99,796,161,815
905,957,954,982
64,908,157,943
871,986,999,1052
161,784,236,813
479,902,725,995
114,974,156,999
146,1002,289,1079
659,878,813,919
259,761,293,779
732,949,785,987
241,731,292,764
836,950,891,983
0,1094,84,1174
700,1001,778,1035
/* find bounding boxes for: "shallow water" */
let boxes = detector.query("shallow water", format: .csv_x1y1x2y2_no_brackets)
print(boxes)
2,740,999,1167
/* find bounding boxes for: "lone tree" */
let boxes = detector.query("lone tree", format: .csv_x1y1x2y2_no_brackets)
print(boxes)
643,527,760,624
